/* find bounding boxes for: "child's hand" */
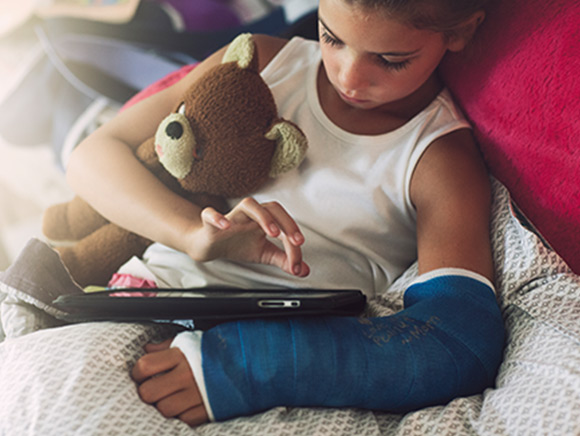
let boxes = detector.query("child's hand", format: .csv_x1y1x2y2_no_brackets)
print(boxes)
132,339,209,427
185,198,310,277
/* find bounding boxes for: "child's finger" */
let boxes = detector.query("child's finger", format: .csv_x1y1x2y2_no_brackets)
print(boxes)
200,207,230,230
231,198,307,276
137,358,196,405
264,203,307,276
179,403,210,427
263,201,304,246
228,197,281,237
258,237,309,277
231,198,303,242
155,387,203,418
144,338,173,353
278,233,307,276
131,348,182,383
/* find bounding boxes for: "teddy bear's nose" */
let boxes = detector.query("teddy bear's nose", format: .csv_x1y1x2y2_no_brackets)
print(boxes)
166,121,184,140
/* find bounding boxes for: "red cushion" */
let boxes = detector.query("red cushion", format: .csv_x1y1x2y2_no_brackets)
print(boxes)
120,64,196,111
441,0,580,273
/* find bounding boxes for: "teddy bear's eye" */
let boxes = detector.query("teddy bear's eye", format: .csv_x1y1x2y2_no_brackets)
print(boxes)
177,102,186,115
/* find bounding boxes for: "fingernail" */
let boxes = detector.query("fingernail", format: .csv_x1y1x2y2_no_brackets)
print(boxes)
293,264,302,275
270,223,280,234
293,233,304,244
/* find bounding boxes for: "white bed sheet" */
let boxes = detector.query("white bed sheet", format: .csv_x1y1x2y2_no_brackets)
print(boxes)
0,178,579,435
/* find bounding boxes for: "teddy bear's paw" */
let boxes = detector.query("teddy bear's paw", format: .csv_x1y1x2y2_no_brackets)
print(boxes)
55,224,153,287
42,205,80,245
42,198,109,245
56,246,96,287
56,245,116,288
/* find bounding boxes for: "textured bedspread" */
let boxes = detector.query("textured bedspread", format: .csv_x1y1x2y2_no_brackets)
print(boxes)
0,179,579,435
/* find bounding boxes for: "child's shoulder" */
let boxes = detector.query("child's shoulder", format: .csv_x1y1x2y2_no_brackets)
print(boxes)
252,34,292,72
411,127,491,221
170,34,291,98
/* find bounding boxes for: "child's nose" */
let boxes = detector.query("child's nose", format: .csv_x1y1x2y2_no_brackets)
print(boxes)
338,53,368,93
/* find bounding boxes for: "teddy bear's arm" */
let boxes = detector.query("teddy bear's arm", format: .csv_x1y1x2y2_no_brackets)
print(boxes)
42,196,109,243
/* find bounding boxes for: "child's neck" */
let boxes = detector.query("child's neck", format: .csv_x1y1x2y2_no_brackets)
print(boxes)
317,66,444,136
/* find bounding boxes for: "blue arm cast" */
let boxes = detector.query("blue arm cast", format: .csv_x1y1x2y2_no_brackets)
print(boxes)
201,273,505,421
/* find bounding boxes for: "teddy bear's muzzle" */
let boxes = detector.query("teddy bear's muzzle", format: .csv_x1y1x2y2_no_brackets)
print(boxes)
155,112,197,179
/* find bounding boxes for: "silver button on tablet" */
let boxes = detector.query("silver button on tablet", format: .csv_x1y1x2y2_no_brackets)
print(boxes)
258,299,301,308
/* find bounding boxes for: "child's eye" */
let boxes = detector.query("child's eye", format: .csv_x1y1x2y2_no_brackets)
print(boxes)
320,30,341,47
377,57,411,72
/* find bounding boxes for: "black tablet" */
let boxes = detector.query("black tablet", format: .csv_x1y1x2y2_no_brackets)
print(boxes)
53,287,366,325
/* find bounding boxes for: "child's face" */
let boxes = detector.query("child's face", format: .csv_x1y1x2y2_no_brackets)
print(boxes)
318,0,453,110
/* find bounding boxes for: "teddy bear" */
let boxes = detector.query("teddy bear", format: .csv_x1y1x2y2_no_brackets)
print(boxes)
42,33,308,288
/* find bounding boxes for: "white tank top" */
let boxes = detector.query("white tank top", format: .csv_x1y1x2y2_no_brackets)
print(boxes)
137,37,471,297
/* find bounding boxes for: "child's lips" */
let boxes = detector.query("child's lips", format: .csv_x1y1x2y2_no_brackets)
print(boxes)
338,90,369,104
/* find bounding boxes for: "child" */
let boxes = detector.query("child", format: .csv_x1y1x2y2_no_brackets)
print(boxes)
67,0,504,427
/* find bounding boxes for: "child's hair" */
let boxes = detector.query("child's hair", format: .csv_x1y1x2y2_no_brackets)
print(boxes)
343,0,490,37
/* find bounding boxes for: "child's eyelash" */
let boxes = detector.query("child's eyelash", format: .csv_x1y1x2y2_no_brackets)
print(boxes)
321,29,411,72
377,57,411,71
320,31,341,47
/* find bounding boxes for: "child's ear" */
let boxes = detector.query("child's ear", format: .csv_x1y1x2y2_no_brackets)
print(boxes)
447,11,486,52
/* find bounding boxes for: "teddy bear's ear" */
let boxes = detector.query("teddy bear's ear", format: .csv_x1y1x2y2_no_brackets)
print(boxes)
265,120,308,178
222,33,258,70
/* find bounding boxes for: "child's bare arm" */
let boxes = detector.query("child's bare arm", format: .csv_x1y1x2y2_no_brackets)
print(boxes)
410,128,494,280
65,46,228,252
64,35,307,273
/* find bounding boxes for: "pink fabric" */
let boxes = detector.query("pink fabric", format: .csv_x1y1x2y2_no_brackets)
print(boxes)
121,63,197,111
108,273,157,289
440,0,580,273
109,290,158,297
